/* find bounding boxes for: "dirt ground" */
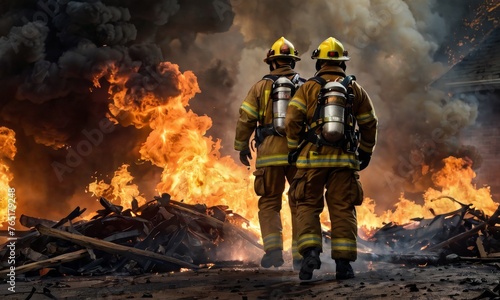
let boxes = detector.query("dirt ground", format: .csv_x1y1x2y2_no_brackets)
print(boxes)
2,257,500,300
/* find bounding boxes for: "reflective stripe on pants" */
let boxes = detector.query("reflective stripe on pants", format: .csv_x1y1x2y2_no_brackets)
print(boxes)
292,167,360,260
256,165,297,251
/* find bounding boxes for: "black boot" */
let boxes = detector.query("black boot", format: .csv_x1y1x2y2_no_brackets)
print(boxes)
299,247,321,280
261,249,284,268
335,259,354,279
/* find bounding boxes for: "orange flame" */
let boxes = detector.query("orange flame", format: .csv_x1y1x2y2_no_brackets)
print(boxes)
357,156,499,237
87,164,146,211
86,61,498,251
0,127,16,227
89,62,261,238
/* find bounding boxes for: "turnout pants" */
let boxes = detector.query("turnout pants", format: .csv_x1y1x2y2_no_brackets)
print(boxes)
253,165,297,252
289,167,363,261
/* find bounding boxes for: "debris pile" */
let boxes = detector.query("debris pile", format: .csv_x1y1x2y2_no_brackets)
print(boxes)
0,194,262,278
354,197,500,265
1,194,499,279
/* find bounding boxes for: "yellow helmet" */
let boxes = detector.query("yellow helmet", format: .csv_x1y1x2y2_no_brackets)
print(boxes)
264,37,301,64
311,37,350,61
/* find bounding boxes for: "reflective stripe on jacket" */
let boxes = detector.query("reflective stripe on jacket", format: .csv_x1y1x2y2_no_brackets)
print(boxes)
235,66,301,168
285,65,378,169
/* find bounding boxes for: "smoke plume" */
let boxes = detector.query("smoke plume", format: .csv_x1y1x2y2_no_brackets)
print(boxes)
224,0,498,207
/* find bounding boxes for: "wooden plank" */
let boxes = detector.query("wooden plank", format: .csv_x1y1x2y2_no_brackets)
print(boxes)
476,236,488,258
0,249,88,277
426,206,500,252
167,201,263,250
36,225,199,269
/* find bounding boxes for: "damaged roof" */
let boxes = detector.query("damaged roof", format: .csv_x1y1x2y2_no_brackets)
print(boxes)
430,26,500,93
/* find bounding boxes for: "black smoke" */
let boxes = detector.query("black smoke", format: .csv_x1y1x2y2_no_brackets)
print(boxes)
0,0,235,219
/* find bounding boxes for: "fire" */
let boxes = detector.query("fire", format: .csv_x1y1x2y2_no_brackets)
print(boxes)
425,156,497,215
88,62,261,239
0,60,491,253
88,164,146,211
84,60,498,251
0,57,495,255
0,127,16,227
357,156,499,237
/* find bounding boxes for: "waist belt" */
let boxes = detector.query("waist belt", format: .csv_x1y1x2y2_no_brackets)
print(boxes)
303,129,344,148
254,124,280,147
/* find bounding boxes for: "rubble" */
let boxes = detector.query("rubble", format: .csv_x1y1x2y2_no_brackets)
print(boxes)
353,197,500,266
1,194,499,283
0,194,499,299
0,193,261,278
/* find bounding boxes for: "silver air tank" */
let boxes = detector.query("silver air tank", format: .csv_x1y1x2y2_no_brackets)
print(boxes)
320,81,347,143
272,77,295,136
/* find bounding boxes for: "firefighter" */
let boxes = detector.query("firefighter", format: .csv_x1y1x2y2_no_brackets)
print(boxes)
234,37,305,269
285,37,378,280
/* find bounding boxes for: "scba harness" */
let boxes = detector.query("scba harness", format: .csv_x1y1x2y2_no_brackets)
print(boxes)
254,74,305,147
303,74,359,153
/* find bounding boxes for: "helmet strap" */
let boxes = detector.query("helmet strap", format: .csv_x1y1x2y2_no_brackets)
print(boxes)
339,61,347,71
269,60,277,72
315,60,324,71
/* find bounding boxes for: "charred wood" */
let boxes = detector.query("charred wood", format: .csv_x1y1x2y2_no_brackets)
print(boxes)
36,225,199,269
426,205,500,252
165,200,262,251
0,249,89,277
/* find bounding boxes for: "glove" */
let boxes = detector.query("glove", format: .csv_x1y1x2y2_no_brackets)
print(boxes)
288,149,299,164
357,149,372,171
239,149,252,167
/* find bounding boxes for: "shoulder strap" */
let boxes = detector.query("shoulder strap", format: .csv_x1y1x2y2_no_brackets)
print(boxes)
308,75,327,87
259,75,279,122
291,73,305,84
309,76,328,126
340,75,356,89
262,74,279,82
340,75,356,107
341,75,359,153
